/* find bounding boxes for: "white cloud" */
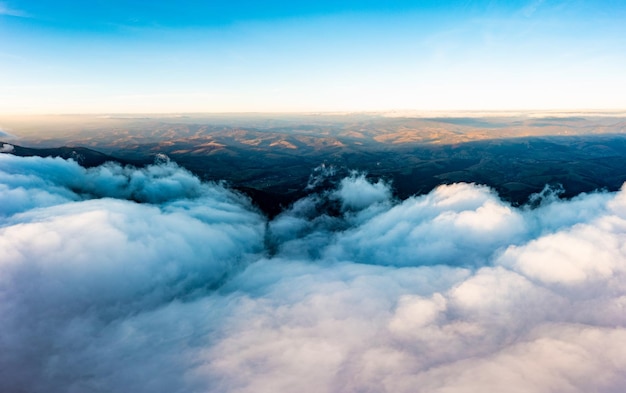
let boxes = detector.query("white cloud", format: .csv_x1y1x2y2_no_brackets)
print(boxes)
0,143,14,153
324,182,527,267
332,173,391,211
2,155,626,392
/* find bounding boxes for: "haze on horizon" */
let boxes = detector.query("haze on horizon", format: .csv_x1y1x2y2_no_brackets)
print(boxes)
1,0,626,114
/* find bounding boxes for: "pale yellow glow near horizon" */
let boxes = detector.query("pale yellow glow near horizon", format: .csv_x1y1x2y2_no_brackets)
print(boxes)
2,67,625,116
2,90,625,116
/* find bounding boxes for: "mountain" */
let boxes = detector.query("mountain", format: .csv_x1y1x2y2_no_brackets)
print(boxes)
4,113,626,217
0,142,138,168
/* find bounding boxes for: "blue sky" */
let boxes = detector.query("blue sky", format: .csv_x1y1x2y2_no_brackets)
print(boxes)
1,0,625,113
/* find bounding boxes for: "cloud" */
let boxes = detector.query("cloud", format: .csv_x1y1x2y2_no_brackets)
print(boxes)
325,182,528,267
332,173,391,211
522,0,545,17
0,127,16,138
0,143,14,153
0,1,27,17
1,155,626,392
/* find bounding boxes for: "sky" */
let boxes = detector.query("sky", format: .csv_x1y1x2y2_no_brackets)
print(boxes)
1,0,626,113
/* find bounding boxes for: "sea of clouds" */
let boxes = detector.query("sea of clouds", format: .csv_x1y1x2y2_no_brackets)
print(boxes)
1,152,626,393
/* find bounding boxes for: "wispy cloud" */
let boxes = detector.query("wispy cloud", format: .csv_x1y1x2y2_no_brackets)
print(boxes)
0,1,28,17
3,84,96,91
0,127,15,139
522,0,545,17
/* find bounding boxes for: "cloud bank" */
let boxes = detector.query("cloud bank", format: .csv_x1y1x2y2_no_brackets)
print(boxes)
1,154,626,393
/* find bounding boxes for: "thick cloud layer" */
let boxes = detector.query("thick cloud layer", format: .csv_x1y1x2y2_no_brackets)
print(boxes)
1,154,626,393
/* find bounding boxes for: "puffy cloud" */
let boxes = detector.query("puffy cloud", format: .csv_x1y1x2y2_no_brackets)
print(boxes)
1,155,626,392
324,182,527,267
0,155,265,392
332,173,391,211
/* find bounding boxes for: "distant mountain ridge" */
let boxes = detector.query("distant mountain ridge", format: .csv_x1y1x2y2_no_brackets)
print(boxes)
0,142,132,168
0,141,297,217
6,132,626,219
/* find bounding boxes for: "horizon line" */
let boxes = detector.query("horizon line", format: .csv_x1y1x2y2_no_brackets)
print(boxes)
2,108,626,118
